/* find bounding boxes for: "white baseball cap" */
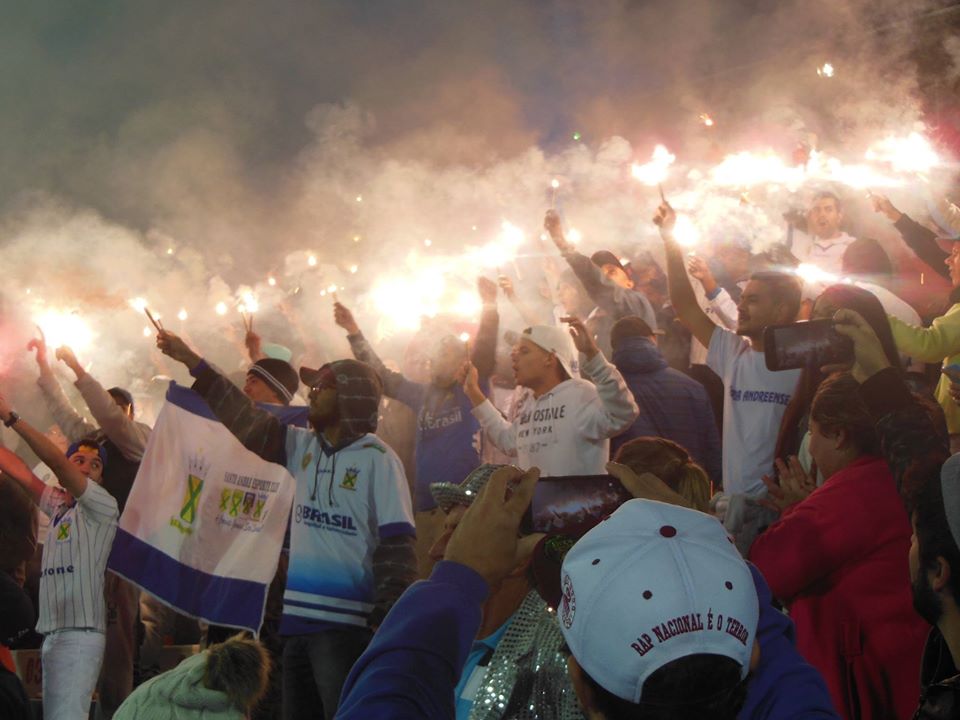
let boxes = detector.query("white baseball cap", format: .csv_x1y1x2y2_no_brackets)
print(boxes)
558,499,759,703
521,325,579,379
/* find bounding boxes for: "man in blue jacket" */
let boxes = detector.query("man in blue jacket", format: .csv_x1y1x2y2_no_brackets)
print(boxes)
336,466,838,720
609,316,721,487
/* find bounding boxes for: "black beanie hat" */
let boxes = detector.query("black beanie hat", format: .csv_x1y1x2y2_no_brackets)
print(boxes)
248,359,299,405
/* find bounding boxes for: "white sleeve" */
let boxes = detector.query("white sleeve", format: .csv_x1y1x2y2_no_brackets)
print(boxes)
576,353,640,442
472,400,519,457
372,446,416,538
76,482,119,525
706,327,741,378
707,288,739,330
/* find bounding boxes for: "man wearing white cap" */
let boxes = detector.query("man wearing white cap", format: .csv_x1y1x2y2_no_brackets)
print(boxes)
336,468,838,720
462,317,638,476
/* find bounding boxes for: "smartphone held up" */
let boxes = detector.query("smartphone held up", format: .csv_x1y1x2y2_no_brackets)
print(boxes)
763,319,854,372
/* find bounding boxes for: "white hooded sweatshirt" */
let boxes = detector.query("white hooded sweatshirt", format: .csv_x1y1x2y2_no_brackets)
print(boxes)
472,353,639,476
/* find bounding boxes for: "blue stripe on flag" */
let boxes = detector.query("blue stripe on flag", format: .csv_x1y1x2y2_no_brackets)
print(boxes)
282,598,370,618
166,381,309,427
108,528,266,632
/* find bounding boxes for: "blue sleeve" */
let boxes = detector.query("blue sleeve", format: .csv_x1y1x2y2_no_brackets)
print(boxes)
336,561,489,720
740,563,839,719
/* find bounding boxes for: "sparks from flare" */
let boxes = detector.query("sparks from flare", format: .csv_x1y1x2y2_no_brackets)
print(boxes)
817,63,835,78
35,309,94,353
699,113,715,127
631,145,676,186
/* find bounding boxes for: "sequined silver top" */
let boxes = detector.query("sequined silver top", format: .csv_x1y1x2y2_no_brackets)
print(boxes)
468,590,584,720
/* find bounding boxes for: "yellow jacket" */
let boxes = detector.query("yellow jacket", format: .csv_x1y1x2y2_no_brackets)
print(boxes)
889,302,960,433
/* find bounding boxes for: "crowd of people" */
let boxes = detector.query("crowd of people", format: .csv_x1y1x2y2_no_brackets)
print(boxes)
2,184,960,720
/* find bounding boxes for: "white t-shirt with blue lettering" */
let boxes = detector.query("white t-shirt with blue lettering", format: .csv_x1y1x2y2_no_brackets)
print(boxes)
708,329,801,496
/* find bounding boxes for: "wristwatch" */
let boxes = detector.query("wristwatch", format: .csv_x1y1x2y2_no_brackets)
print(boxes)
3,411,19,428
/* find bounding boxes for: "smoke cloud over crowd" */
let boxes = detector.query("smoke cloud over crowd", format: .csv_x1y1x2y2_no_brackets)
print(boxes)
1,0,957,423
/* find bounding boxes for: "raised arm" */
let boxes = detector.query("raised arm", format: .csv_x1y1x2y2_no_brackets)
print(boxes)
871,193,949,280
463,363,519,457
0,447,46,503
0,390,91,499
888,303,960,363
655,202,717,348
55,346,151,461
157,331,287,464
29,336,97,442
497,275,546,327
545,211,658,329
335,302,427,411
565,316,639,440
472,277,500,380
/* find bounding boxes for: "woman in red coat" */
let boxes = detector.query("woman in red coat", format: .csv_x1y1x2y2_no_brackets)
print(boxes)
750,373,928,720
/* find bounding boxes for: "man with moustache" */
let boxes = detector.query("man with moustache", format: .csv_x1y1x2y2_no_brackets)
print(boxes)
157,331,416,720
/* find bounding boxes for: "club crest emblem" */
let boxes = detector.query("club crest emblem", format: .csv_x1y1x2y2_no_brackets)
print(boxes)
340,467,360,491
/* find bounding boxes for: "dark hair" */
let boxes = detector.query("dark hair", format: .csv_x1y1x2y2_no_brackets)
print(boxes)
812,191,842,212
204,634,271,713
591,250,625,271
775,284,903,460
107,387,134,414
584,655,747,720
914,477,960,601
809,373,879,457
841,238,892,277
610,316,656,349
747,271,802,322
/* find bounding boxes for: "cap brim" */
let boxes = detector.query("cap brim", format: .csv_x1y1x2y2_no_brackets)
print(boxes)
937,237,960,253
299,367,321,386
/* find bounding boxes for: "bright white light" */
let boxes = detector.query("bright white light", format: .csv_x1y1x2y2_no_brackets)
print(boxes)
215,302,228,316
550,178,560,189
424,239,432,247
307,255,318,267
865,132,941,174
177,309,188,321
143,326,152,337
631,145,676,186
349,264,358,274
355,195,363,202
711,151,804,187
567,228,583,245
700,113,715,127
450,291,482,318
240,292,259,313
795,263,839,285
672,215,701,248
166,247,174,255
129,297,148,313
468,221,525,268
328,284,338,294
459,332,471,342
817,63,835,78
267,276,277,286
35,310,94,353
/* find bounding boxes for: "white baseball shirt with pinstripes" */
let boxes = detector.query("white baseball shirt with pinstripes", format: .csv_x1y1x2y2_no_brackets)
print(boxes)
37,482,119,634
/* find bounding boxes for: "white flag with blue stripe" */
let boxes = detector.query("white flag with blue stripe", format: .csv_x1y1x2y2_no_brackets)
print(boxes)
108,382,305,633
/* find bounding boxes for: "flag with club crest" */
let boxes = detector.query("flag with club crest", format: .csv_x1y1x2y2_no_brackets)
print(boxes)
108,382,307,633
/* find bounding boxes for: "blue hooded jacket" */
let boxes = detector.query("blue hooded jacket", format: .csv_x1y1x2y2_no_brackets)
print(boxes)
611,335,722,486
